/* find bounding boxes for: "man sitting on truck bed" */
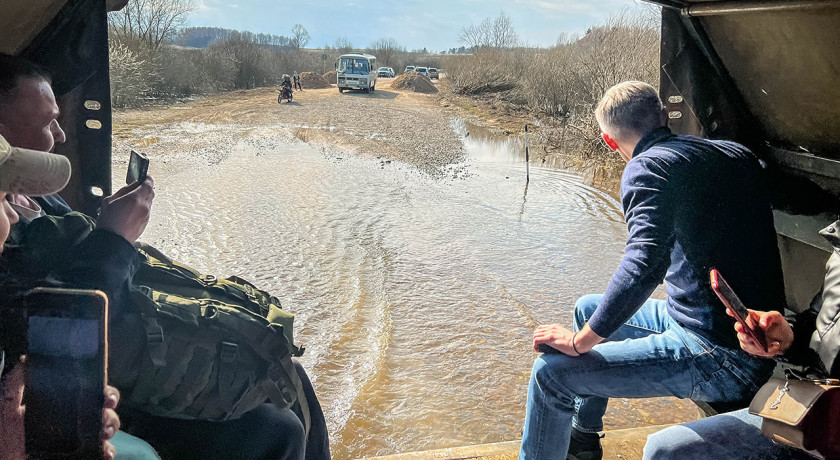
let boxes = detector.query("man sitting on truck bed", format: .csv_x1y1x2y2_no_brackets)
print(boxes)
520,81,785,460
0,54,330,460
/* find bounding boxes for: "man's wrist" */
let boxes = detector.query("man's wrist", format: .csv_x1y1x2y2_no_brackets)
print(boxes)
574,323,604,354
571,332,582,355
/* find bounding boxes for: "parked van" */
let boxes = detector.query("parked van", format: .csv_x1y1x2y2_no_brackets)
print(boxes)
336,53,378,93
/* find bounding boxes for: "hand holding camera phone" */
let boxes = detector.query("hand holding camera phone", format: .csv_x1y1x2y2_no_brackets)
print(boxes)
126,149,149,185
709,269,769,353
23,287,108,459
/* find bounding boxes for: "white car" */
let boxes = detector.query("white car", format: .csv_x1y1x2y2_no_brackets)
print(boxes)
377,67,394,77
415,67,428,77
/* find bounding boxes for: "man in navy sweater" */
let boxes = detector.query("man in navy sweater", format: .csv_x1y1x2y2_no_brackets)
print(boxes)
519,81,785,460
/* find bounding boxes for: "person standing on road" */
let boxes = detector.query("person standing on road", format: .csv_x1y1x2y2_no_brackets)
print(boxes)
519,81,785,460
293,71,302,91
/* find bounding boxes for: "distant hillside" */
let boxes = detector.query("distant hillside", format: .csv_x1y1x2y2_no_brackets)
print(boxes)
171,27,292,48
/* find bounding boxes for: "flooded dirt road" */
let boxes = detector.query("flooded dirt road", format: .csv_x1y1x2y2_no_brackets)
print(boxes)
113,81,698,459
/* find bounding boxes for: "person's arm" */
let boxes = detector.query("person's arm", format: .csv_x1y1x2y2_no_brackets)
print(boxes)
534,157,674,354
8,178,154,316
55,177,154,316
586,157,675,340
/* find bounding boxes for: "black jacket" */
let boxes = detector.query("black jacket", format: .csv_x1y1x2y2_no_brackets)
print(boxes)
4,195,139,317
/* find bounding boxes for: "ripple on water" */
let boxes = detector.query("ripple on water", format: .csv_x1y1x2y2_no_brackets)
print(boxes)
136,124,692,458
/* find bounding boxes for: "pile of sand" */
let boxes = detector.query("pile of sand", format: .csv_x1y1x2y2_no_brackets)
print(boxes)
322,71,337,84
391,72,438,94
300,72,331,89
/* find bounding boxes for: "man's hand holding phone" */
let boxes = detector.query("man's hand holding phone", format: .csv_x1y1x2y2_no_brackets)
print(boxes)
728,309,793,358
710,269,793,358
97,175,155,244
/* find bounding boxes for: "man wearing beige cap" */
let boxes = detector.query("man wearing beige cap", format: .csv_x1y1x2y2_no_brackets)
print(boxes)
0,54,155,316
0,133,71,252
0,55,330,460
0,134,160,460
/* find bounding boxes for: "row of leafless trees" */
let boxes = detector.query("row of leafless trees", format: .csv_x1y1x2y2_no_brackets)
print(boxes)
107,0,445,107
108,0,324,107
447,11,661,164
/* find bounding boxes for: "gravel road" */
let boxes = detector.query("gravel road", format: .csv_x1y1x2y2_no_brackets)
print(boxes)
112,78,466,177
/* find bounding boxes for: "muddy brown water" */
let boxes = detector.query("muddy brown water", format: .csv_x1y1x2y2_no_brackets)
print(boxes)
129,117,697,459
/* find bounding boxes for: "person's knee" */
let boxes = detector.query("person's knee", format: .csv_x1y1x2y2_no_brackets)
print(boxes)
530,356,575,404
574,294,602,329
248,404,306,460
642,427,695,460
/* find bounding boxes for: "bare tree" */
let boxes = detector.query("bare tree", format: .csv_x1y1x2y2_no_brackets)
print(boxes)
488,12,518,48
334,36,353,53
458,12,518,49
290,24,310,49
458,23,485,50
109,0,197,50
369,37,403,66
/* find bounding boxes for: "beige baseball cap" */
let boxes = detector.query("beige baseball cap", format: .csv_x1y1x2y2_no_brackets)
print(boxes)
0,133,70,196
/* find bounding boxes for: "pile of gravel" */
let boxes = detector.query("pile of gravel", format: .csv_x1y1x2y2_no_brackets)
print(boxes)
322,71,336,84
300,72,331,89
391,72,438,94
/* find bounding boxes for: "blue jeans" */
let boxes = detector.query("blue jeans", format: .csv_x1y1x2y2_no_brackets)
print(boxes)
519,294,774,460
643,408,810,459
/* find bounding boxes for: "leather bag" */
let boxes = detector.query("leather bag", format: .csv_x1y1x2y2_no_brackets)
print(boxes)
749,377,840,459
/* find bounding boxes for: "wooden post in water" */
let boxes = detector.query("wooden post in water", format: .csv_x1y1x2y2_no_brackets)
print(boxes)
524,124,530,183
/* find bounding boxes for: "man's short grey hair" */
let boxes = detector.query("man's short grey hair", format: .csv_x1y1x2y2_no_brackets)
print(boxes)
595,81,664,140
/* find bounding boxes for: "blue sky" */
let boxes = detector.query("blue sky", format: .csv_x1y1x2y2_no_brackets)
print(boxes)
190,0,655,52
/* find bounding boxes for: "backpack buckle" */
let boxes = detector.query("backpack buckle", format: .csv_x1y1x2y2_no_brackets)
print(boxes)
142,318,166,367
146,322,164,344
220,342,239,363
200,274,217,286
243,284,257,300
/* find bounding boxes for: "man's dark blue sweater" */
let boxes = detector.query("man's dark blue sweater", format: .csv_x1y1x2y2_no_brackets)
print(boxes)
587,127,785,348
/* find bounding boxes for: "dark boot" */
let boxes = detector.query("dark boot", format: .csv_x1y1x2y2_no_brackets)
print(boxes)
566,427,603,460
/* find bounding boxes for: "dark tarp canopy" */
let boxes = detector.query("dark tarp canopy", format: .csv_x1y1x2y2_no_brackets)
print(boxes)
0,0,128,215
644,0,840,310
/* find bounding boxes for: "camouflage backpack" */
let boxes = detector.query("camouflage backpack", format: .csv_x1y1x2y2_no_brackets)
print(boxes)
108,243,310,431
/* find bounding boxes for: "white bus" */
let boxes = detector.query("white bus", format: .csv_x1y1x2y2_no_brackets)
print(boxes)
336,53,377,93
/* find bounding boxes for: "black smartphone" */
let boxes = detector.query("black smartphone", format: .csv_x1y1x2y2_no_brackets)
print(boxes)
126,149,149,185
23,287,108,459
709,269,769,352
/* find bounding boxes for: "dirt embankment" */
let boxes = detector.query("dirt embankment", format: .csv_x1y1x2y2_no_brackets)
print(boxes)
299,72,331,89
113,77,465,176
391,72,438,94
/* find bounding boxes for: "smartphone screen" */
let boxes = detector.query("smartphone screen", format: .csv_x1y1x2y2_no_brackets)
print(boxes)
709,269,769,352
24,288,108,459
126,149,149,185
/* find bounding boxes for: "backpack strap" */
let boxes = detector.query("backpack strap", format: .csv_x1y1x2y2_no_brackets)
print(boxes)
130,287,168,367
263,359,311,438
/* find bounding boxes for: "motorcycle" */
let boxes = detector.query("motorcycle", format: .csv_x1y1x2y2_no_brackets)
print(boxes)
278,85,293,103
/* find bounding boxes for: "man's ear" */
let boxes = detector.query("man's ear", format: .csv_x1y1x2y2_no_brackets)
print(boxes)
602,132,619,151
